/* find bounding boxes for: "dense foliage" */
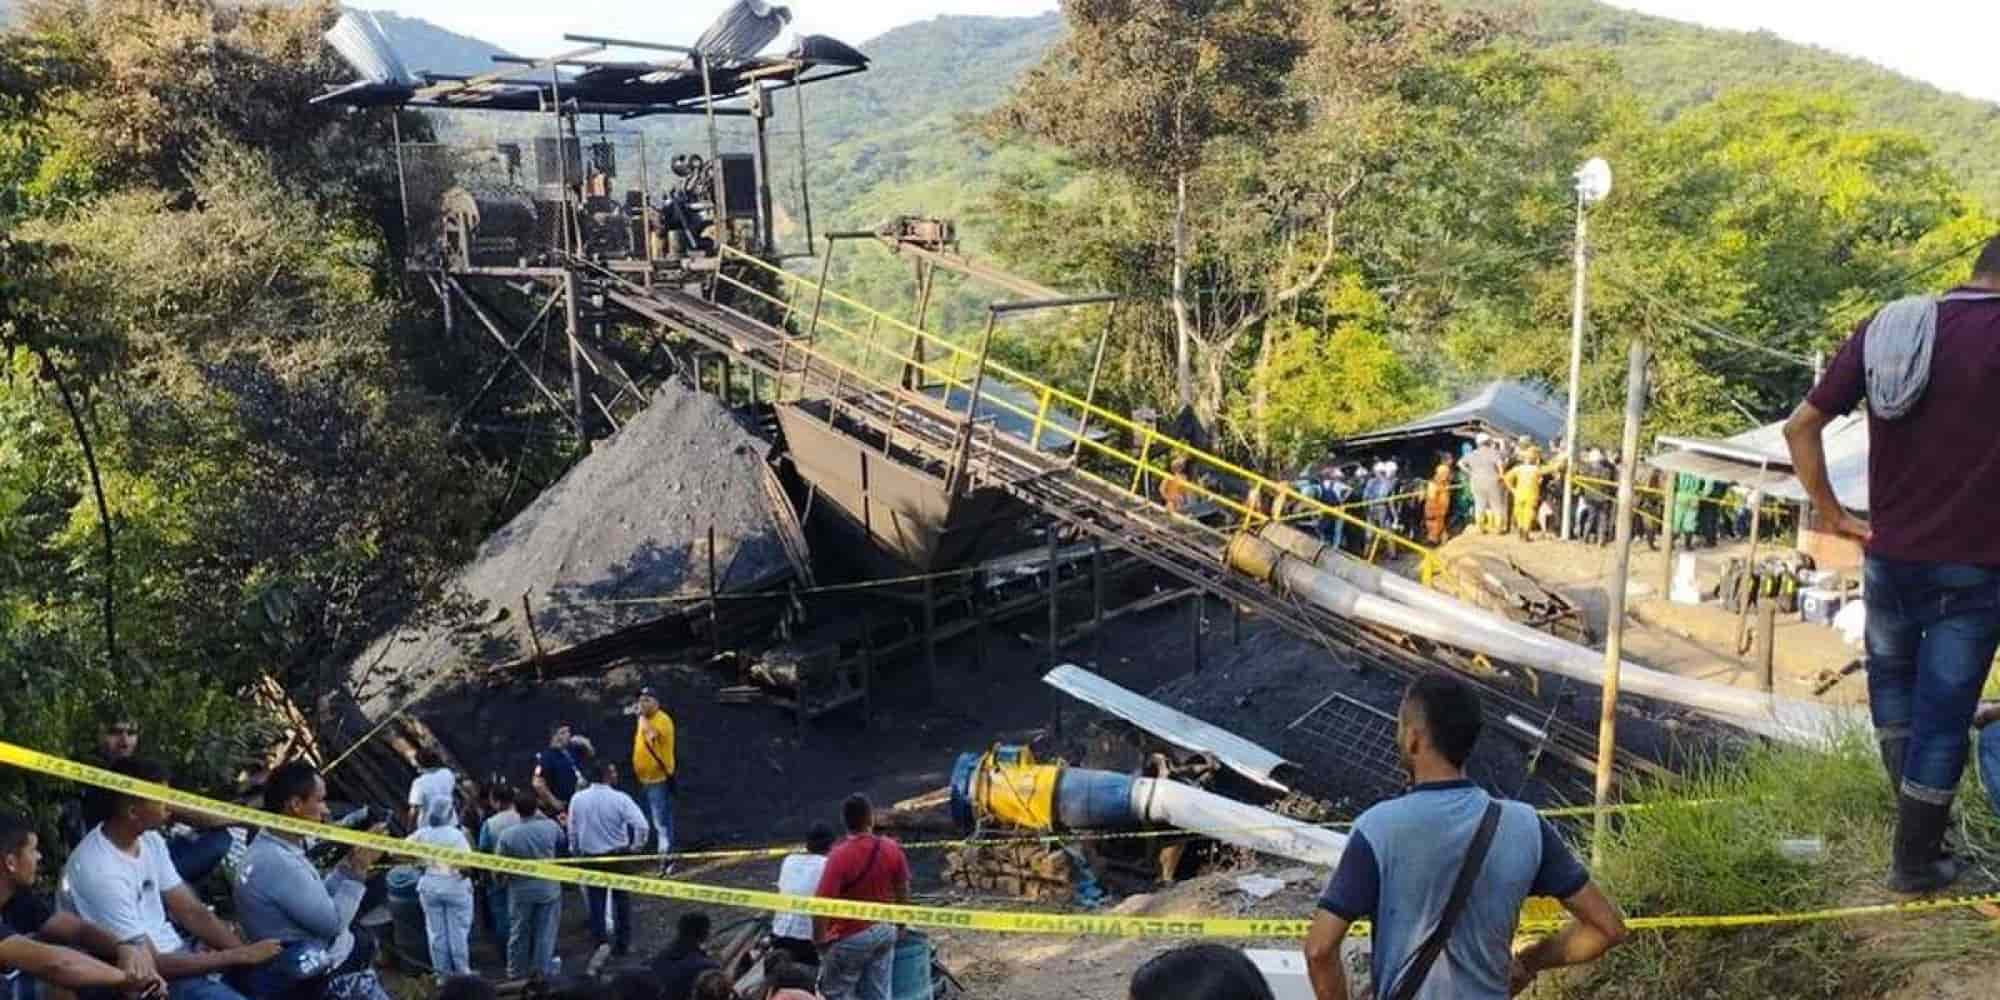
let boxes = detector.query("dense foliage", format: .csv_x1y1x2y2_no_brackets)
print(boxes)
0,0,506,821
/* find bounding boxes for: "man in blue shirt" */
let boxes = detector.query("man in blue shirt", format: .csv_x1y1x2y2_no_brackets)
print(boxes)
1303,675,1627,999
532,723,583,817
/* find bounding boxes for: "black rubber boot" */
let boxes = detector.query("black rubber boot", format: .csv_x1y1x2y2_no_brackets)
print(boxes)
1888,793,1963,894
1878,736,1909,790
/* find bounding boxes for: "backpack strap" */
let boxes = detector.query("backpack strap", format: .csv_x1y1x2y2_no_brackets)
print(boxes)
1384,801,1505,1000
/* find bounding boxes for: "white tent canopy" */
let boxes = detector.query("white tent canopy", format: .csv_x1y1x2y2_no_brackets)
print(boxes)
1653,412,1869,512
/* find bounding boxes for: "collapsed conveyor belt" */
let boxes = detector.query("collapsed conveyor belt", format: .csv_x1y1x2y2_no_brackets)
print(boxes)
558,246,1853,774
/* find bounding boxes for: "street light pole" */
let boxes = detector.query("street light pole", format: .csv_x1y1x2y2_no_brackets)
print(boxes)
1561,189,1587,541
1562,158,1612,541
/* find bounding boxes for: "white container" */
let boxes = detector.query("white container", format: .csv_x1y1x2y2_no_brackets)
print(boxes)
1670,553,1702,604
1800,587,1844,626
1245,948,1318,1000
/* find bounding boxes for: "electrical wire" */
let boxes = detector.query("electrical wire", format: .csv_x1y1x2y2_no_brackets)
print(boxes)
1596,272,1815,369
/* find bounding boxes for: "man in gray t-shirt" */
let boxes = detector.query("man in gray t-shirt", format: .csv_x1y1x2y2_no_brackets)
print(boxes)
1303,676,1627,999
495,791,563,978
1457,438,1506,535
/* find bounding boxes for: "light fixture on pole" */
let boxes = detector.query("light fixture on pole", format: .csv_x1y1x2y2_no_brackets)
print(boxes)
1561,157,1612,541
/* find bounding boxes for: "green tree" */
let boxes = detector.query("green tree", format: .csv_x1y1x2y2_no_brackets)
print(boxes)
987,0,1309,413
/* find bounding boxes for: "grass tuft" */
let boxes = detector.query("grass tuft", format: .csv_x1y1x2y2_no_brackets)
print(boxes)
1539,726,2000,999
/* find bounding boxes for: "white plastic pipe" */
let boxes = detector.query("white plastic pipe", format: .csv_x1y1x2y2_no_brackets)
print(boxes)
1129,777,1347,868
1250,524,1858,745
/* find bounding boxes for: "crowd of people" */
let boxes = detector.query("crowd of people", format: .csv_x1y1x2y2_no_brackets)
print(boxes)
0,668,1635,1000
1260,430,1789,559
0,682,937,1000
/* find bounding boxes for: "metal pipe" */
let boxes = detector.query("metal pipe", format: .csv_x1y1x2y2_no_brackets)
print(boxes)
1562,186,1587,540
698,52,726,260
1071,302,1117,463
562,33,695,54
1235,528,1856,745
793,79,814,249
990,292,1124,315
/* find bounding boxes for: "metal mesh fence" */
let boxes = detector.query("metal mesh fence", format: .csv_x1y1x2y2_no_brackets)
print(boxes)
1280,691,1407,809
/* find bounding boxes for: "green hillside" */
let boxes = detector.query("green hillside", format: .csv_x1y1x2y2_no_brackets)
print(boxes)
1506,0,2000,207
362,8,512,75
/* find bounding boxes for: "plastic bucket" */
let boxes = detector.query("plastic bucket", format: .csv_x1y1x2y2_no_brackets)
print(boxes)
891,930,933,1000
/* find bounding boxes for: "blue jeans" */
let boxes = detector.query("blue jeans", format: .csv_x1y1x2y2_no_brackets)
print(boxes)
483,880,511,950
167,975,248,1000
583,882,633,954
817,924,895,1000
643,779,675,854
418,876,474,976
506,889,561,979
1864,557,2000,802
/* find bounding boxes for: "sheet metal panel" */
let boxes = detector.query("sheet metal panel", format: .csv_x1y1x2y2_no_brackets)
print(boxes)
1043,665,1293,791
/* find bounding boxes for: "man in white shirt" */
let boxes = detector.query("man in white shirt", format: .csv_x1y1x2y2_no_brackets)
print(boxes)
567,762,649,972
769,824,833,967
404,750,458,832
62,760,281,1000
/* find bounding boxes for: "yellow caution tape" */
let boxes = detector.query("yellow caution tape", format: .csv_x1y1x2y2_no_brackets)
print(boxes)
5,740,1993,939
557,797,1748,866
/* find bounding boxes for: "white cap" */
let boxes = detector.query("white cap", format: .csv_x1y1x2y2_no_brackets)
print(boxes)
1475,433,1492,445
1384,461,1399,476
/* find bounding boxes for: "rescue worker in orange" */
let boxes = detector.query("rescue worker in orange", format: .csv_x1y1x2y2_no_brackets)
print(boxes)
1423,461,1454,545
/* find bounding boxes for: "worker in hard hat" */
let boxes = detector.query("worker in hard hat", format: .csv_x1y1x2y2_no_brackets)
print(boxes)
1423,461,1453,545
1505,448,1544,542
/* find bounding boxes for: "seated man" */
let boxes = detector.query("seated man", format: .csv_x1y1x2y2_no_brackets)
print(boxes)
64,720,235,887
231,762,387,1000
63,760,280,1000
1,811,166,1000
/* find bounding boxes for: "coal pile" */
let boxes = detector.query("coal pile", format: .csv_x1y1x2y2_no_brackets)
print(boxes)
343,381,789,719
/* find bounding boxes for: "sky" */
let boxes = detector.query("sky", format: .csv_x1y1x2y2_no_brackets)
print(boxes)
367,0,1999,107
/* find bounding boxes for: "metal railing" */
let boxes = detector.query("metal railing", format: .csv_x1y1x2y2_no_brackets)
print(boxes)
714,245,1442,579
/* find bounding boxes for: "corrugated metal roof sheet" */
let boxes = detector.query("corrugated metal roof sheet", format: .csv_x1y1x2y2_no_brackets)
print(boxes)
1333,379,1565,450
1043,665,1293,791
1653,412,1869,511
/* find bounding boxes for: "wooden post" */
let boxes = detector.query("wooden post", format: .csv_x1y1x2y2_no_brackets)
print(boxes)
1659,475,1678,601
1734,474,1768,656
1595,341,1649,866
521,591,547,684
1756,602,1778,693
564,270,587,445
923,573,939,697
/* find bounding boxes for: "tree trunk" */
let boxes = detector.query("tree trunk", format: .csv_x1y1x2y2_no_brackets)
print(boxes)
36,347,116,665
1252,316,1278,465
1170,170,1194,412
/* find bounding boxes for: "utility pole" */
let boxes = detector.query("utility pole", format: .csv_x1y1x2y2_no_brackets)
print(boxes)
1562,158,1612,541
1595,340,1648,865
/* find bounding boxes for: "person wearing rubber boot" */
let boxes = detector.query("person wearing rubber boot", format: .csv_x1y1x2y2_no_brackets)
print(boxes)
1784,234,2000,894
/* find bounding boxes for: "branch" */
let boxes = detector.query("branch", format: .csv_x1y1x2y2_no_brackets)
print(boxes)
35,344,118,665
1213,168,1365,344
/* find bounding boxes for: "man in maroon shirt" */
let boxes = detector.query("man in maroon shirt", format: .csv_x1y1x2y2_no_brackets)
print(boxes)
1784,234,2000,893
812,795,910,1000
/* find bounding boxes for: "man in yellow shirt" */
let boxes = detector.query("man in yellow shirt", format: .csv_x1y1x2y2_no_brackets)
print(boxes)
1505,447,1544,543
631,686,677,875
